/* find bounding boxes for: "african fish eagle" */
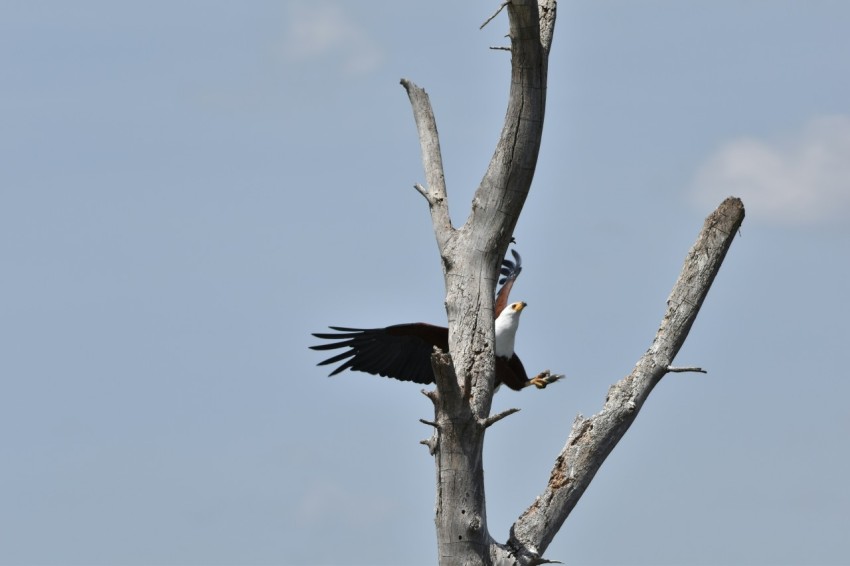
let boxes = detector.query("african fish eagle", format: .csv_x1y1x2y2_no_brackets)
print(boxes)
310,250,562,391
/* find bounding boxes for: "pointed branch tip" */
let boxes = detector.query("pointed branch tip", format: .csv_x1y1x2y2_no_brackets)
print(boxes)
480,1,509,30
482,407,520,428
667,366,708,374
421,388,438,405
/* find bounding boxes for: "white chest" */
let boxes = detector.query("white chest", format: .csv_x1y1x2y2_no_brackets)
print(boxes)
494,313,519,358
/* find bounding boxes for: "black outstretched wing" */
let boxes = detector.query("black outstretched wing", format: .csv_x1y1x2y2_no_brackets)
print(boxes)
495,249,522,317
311,249,523,385
310,323,448,385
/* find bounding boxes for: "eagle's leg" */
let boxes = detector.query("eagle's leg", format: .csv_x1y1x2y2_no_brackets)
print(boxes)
527,369,564,389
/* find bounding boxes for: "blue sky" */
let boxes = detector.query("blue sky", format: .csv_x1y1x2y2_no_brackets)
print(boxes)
2,2,850,565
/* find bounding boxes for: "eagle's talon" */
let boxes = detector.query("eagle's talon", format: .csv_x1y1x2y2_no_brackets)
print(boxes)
530,370,564,389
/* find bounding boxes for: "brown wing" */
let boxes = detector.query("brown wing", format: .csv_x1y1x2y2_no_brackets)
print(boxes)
495,353,530,391
495,249,522,317
310,323,448,385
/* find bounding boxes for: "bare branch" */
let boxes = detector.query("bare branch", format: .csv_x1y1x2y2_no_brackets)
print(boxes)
421,388,439,405
471,0,547,256
462,0,550,420
413,182,430,201
481,1,510,30
667,366,707,374
400,79,453,250
509,197,746,556
420,436,438,455
481,407,520,428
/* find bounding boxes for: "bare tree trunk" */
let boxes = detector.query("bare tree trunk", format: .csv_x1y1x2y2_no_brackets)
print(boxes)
401,2,743,564
403,2,554,562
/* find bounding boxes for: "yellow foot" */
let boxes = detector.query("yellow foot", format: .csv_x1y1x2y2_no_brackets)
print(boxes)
529,370,564,389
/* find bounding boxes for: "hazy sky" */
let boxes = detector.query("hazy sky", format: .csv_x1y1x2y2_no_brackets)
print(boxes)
3,2,850,565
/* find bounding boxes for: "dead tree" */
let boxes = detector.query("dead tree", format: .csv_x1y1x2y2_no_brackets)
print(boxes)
400,2,744,564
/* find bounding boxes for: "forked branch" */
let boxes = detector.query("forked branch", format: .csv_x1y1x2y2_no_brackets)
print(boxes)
402,3,558,564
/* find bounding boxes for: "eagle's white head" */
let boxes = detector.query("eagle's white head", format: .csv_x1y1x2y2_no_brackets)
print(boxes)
495,301,526,358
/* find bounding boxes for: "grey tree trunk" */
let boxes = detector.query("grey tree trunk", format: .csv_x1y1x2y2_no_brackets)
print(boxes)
401,2,744,564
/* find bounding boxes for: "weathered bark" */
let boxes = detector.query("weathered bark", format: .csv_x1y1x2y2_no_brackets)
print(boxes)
401,2,743,565
403,1,554,564
506,197,746,561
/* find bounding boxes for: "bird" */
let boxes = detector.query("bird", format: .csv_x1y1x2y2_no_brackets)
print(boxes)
310,250,562,391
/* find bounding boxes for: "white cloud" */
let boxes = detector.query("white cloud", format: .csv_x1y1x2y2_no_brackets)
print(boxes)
280,2,383,76
691,115,850,226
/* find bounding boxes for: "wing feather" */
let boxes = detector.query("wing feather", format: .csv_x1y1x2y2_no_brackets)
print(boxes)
310,323,448,385
495,249,522,317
